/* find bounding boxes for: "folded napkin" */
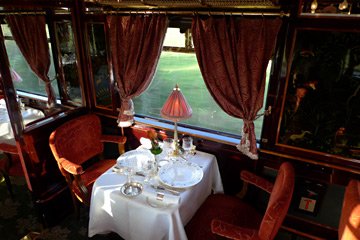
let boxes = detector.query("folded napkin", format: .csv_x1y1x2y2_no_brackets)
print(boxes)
143,186,181,206
139,137,152,150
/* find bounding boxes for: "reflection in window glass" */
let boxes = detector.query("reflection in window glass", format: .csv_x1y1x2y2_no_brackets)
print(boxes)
88,23,111,108
55,21,82,105
134,28,270,138
279,30,360,159
1,24,59,97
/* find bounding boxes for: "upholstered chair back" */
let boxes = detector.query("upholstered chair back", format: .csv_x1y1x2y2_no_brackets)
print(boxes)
49,114,103,167
258,162,295,240
339,179,360,240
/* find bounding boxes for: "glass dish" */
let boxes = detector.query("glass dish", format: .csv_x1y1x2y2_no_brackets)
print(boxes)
117,149,154,171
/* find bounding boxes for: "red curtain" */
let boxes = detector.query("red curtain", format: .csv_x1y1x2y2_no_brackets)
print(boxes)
7,15,56,106
192,16,281,159
107,15,168,125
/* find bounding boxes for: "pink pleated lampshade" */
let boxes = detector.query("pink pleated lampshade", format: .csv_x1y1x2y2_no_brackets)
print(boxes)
161,84,192,122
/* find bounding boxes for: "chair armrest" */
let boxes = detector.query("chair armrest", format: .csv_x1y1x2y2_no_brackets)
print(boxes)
101,135,127,144
211,219,259,240
240,170,273,194
0,143,18,154
58,157,84,175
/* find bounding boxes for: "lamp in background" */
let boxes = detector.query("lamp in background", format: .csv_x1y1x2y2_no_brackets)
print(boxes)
10,68,22,83
117,99,135,129
117,99,134,154
161,84,192,156
310,0,318,13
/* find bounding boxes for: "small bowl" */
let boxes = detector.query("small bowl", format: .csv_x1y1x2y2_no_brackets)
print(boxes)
120,182,143,198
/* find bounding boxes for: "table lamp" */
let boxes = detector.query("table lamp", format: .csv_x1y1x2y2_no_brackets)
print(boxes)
161,84,192,156
117,99,134,154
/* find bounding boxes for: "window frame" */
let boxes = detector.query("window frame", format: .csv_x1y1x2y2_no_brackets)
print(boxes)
131,24,272,143
0,12,86,108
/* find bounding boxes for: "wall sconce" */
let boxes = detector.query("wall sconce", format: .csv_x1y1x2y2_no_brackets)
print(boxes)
339,0,349,10
311,0,318,13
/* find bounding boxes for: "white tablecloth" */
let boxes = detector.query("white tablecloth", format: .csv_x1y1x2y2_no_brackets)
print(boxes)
0,99,45,146
88,151,223,240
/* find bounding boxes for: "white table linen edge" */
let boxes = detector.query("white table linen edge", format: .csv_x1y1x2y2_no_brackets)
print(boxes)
88,150,223,240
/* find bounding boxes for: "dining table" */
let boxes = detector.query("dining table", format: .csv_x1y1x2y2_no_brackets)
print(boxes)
0,99,45,147
88,150,223,240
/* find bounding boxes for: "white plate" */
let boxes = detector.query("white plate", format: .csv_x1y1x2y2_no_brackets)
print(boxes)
117,149,154,171
158,161,203,189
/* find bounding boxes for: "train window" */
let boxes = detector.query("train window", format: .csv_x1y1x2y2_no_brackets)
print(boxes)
133,27,271,138
87,23,112,108
54,21,82,105
1,24,60,99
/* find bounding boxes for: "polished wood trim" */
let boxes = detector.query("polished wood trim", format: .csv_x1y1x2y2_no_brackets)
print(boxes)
71,0,89,107
280,226,327,240
259,149,360,174
0,1,71,8
282,214,338,240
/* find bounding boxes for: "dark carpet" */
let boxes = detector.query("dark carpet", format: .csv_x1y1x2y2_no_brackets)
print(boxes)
0,176,123,240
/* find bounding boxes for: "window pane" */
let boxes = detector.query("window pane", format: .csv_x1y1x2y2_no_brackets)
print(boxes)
163,28,185,48
55,21,82,105
2,25,59,97
88,23,112,108
134,50,244,136
134,28,270,138
278,30,360,159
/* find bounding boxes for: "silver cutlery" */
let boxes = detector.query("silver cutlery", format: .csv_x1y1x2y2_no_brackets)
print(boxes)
112,166,146,177
151,184,181,196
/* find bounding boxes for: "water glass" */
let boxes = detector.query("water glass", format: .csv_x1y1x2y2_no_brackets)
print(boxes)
182,136,193,152
124,167,135,183
163,138,174,157
142,160,156,184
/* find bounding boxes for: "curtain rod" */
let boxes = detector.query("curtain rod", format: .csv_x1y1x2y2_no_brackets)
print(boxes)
85,10,290,17
0,10,72,16
0,10,289,17
0,11,46,15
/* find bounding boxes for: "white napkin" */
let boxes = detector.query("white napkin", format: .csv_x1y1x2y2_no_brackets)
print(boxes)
140,137,152,150
143,186,181,206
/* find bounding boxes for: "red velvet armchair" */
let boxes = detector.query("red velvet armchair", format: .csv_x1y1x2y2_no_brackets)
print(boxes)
338,179,360,240
185,162,295,240
49,114,126,210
